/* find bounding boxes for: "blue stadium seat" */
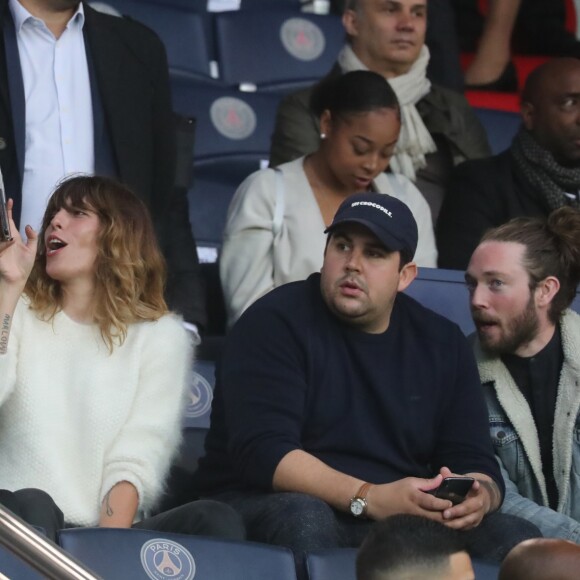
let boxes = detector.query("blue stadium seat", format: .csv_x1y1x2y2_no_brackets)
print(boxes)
173,358,215,476
305,548,500,580
405,268,580,336
184,359,215,431
126,0,208,10
89,1,216,83
58,528,298,580
474,108,521,155
214,10,343,92
137,0,301,11
0,548,46,579
171,83,280,255
154,358,218,511
305,548,357,580
187,177,241,255
237,0,302,10
0,524,70,580
172,82,280,165
404,267,475,335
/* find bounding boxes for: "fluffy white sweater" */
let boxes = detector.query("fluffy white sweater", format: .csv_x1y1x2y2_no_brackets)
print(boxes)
0,298,193,526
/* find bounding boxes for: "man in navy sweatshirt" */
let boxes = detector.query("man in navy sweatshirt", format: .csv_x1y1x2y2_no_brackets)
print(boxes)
193,192,538,575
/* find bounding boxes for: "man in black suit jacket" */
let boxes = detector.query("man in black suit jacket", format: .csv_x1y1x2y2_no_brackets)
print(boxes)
0,0,206,327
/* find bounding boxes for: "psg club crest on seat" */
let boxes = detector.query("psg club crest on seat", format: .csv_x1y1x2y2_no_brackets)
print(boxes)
140,538,196,580
280,18,325,61
210,97,257,140
186,371,213,420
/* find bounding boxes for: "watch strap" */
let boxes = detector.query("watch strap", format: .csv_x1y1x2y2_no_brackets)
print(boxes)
354,482,372,501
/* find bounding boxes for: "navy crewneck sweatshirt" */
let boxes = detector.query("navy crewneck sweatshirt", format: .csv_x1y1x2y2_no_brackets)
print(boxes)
193,274,502,498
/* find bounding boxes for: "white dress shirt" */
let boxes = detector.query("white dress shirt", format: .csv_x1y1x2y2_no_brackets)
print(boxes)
10,0,94,235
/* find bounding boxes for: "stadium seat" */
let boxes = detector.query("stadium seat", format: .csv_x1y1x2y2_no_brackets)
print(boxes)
186,177,242,256
156,357,216,512
404,267,475,335
405,268,580,336
185,359,216,431
89,1,216,83
473,108,521,155
58,528,298,580
138,0,302,11
174,358,216,475
172,83,280,261
214,9,343,92
305,548,357,580
0,548,47,580
237,0,302,10
305,548,500,580
172,82,280,165
0,524,81,580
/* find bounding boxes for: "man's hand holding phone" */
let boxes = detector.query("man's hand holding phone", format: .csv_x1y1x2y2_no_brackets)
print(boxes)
437,466,500,530
427,475,475,505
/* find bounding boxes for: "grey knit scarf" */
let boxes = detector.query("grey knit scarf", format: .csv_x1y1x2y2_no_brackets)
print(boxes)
511,127,580,210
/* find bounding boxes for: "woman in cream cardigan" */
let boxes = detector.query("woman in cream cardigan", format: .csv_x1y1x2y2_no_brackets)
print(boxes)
221,71,437,326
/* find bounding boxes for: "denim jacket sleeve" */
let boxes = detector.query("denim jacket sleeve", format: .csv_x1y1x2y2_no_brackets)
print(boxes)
498,457,580,543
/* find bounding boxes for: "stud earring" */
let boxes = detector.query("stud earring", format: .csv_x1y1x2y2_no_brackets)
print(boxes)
320,132,327,140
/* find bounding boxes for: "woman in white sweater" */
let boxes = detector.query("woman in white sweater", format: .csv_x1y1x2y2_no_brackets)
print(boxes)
0,176,243,541
221,71,437,326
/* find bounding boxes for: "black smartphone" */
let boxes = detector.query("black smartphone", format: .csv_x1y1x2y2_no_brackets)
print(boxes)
428,476,474,505
0,167,12,242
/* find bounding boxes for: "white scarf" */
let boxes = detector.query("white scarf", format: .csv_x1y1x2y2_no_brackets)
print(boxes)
337,44,437,181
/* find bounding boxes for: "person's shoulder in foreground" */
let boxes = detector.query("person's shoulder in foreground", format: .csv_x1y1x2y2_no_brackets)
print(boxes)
500,539,580,580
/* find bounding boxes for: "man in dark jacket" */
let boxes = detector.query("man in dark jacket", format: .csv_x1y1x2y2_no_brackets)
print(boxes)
0,0,206,327
437,58,580,270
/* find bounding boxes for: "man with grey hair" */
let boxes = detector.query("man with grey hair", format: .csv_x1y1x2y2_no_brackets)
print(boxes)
269,0,490,221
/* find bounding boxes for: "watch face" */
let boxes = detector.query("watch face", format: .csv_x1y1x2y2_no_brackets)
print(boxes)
351,499,364,516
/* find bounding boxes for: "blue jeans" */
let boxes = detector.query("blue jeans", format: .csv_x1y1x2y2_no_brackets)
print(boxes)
213,490,542,580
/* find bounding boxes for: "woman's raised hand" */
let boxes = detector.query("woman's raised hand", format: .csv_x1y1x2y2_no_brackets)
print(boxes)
0,199,38,289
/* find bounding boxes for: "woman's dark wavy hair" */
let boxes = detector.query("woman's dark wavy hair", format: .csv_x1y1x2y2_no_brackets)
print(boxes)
25,175,168,351
309,70,401,121
481,206,580,323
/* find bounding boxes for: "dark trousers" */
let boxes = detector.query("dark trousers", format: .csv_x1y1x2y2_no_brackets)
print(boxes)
213,490,542,580
133,499,245,540
0,488,245,544
0,488,64,543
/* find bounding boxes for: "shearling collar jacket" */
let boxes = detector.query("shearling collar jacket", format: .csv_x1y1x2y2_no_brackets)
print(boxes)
475,310,580,521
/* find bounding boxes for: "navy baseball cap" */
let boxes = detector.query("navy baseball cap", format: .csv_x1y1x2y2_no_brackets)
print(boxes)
324,192,418,257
